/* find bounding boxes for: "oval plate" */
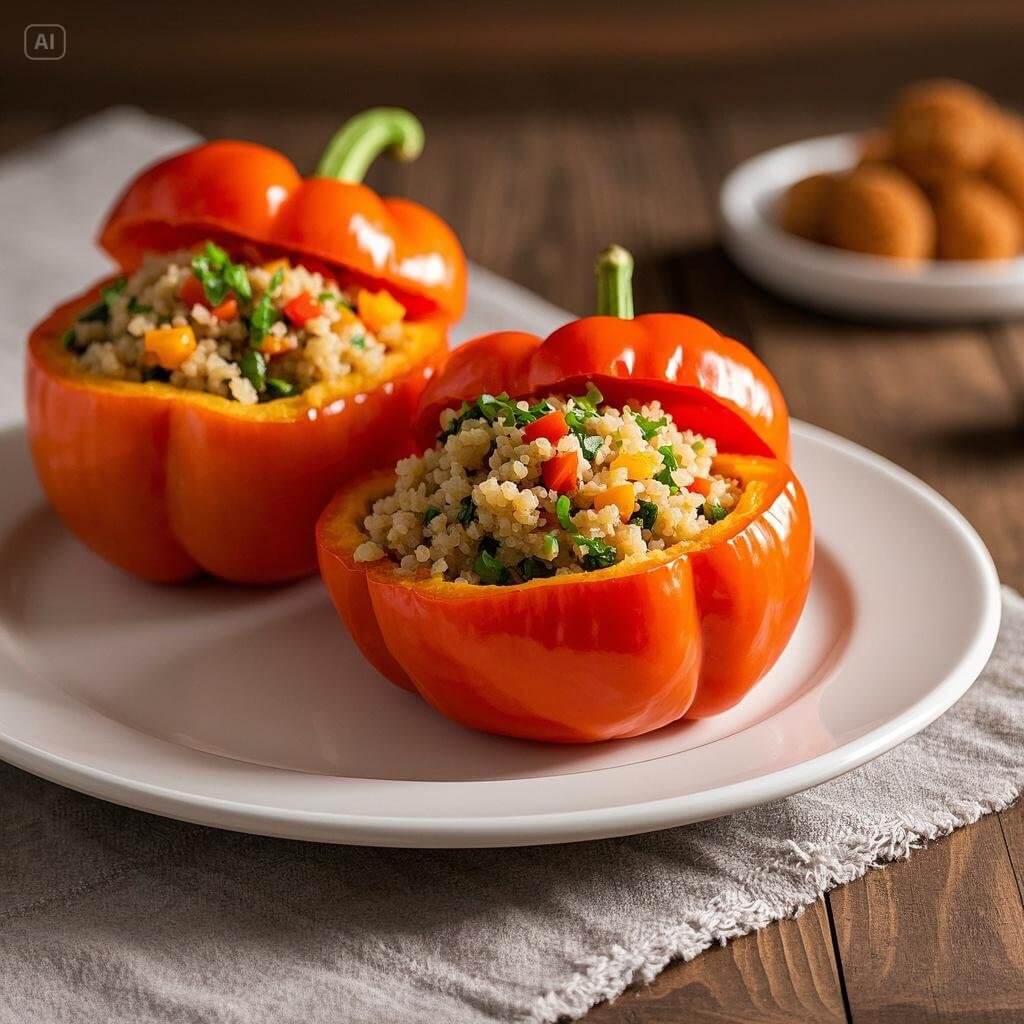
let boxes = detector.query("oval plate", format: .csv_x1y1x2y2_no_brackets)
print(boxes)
720,132,1024,322
0,419,1000,847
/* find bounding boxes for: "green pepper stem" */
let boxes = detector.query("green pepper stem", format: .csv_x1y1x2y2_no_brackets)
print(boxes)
315,108,425,183
595,245,635,319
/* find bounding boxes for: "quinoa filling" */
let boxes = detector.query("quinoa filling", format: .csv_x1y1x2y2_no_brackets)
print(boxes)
354,385,742,584
64,242,411,405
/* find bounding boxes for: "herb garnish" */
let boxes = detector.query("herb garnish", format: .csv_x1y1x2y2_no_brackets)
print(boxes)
518,556,556,582
248,268,284,346
704,502,728,524
655,445,680,493
77,278,126,324
265,377,295,399
239,349,266,393
629,499,659,531
457,496,476,526
554,494,618,572
190,242,252,306
424,506,441,525
634,413,667,441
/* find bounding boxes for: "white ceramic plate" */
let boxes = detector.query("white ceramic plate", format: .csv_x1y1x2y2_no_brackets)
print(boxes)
720,132,1024,321
0,419,999,847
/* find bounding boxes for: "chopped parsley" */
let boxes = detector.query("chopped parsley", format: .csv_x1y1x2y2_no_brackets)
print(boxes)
473,545,509,585
424,506,441,525
554,494,618,572
634,413,667,441
456,496,476,526
264,377,295,399
127,297,152,315
248,268,284,346
350,334,366,350
77,278,126,324
239,349,266,393
555,495,574,531
518,556,556,582
704,502,728,524
655,445,680,493
629,499,659,531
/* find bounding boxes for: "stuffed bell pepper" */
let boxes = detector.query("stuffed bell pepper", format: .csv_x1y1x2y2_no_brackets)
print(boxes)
317,246,813,743
27,108,466,584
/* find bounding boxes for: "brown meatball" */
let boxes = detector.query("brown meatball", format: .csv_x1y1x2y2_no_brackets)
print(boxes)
934,179,1021,260
888,79,999,186
779,173,836,241
986,115,1024,225
823,166,935,261
858,130,893,168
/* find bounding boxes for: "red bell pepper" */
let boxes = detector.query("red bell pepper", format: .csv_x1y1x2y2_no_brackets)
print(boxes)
282,292,324,327
317,247,813,742
27,109,463,584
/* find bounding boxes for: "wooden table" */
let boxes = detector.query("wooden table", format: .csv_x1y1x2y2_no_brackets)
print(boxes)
3,3,1023,1019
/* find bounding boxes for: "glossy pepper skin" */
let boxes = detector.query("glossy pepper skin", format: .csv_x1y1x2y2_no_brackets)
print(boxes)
28,284,448,583
413,315,790,461
26,109,465,584
318,248,813,741
100,116,466,322
317,454,812,742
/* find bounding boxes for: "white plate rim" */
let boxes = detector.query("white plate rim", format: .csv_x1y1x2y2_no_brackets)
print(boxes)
0,420,1001,847
719,131,1024,320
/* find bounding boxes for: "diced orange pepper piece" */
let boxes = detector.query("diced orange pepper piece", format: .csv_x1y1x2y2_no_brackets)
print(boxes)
689,477,712,497
357,288,406,333
593,483,637,521
144,325,197,370
611,451,659,480
211,296,238,321
259,334,298,357
262,258,289,275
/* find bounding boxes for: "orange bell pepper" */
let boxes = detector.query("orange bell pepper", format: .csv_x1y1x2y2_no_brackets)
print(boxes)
26,109,464,584
317,246,813,742
317,454,812,742
593,483,636,521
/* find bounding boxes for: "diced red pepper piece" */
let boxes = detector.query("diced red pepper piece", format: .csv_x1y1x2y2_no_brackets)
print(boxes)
211,296,238,321
523,409,569,445
543,451,579,493
688,477,712,497
283,292,324,327
180,275,207,308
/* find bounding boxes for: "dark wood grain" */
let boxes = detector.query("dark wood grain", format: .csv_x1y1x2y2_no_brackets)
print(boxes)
585,904,847,1023
830,817,1024,1023
3,10,1023,1019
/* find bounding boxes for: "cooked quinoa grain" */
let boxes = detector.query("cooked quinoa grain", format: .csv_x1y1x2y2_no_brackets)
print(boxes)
66,243,411,404
355,385,742,584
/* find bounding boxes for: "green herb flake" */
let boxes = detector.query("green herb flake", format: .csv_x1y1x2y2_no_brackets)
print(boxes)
457,496,476,526
473,546,509,585
555,495,574,532
692,440,705,452
424,506,441,525
580,434,604,462
541,533,559,561
317,291,339,303
634,414,667,441
629,499,659,531
127,297,153,315
655,445,680,493
223,262,253,303
350,334,366,350
264,377,295,399
704,502,728,524
77,300,111,324
579,536,617,572
61,327,78,349
100,278,127,311
239,349,267,393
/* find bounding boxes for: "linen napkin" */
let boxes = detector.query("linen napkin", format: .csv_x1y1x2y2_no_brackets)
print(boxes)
1,111,1021,1024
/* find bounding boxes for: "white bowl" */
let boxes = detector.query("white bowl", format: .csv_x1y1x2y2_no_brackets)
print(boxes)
720,132,1024,322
